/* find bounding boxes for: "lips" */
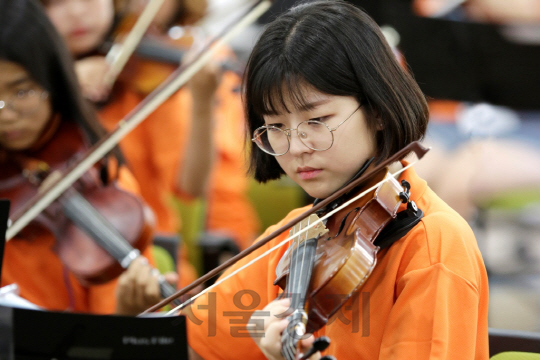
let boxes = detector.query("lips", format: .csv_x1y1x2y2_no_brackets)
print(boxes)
70,28,89,37
1,129,25,140
297,166,322,180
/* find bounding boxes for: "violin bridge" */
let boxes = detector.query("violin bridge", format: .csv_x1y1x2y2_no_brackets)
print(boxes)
37,170,62,194
290,214,329,242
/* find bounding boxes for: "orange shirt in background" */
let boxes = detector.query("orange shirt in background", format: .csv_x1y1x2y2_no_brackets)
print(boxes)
204,71,261,250
1,163,155,314
98,70,259,246
187,165,489,359
99,84,189,233
98,68,260,287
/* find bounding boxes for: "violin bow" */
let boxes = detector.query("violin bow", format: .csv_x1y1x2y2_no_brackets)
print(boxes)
142,141,430,314
5,0,273,241
103,0,166,87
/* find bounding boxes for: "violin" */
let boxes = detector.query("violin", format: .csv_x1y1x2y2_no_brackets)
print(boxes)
0,120,188,305
142,142,428,359
0,121,154,285
146,142,429,307
110,25,244,96
105,0,243,96
0,122,187,313
115,28,201,95
276,165,410,359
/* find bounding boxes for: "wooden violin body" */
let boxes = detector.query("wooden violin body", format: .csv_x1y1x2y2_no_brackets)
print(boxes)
275,167,404,334
117,32,191,95
0,121,154,285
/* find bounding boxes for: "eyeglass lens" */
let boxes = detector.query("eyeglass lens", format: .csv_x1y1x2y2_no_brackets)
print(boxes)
253,120,333,155
0,90,48,114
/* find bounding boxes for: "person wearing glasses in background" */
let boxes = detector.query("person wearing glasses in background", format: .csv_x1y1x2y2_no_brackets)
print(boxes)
0,0,162,315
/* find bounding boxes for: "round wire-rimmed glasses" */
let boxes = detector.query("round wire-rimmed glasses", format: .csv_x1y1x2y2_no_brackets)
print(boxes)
252,105,361,156
0,89,49,115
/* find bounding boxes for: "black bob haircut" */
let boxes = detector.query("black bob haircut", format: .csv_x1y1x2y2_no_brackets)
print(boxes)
0,0,106,146
244,0,429,183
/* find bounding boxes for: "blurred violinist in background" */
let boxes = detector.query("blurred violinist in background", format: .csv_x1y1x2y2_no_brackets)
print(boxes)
118,0,262,252
40,0,261,296
0,0,167,315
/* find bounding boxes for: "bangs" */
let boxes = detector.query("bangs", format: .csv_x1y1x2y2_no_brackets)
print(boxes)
247,58,315,119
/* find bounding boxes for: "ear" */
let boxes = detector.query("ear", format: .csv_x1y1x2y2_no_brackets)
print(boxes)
367,108,383,130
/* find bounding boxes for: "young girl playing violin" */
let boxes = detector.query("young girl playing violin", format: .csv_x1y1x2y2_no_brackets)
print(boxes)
41,0,261,256
185,1,489,359
0,0,164,315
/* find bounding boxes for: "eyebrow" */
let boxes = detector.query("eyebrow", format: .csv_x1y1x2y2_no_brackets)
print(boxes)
297,98,331,112
4,76,33,88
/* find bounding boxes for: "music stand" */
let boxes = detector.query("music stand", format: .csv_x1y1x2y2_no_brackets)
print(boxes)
0,306,188,360
0,199,9,278
349,0,540,110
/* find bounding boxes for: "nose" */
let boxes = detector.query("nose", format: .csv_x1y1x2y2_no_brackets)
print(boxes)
67,0,87,17
288,129,313,156
0,103,18,122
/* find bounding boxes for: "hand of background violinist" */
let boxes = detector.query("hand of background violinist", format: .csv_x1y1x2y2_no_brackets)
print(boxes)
460,0,540,23
249,298,321,360
115,257,178,316
74,55,112,103
176,60,221,198
188,60,221,104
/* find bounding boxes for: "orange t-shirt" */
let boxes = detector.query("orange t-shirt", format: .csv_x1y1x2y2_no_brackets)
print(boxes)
98,71,260,249
187,165,489,359
1,164,155,314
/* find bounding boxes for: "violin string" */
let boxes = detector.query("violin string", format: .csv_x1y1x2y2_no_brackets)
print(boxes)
166,161,416,315
290,215,312,357
285,336,294,360
288,220,299,358
293,219,304,303
297,215,310,303
291,222,297,301
291,215,309,311
283,219,302,360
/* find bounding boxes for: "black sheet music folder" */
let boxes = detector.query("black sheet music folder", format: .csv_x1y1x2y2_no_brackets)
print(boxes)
0,199,9,278
0,306,188,360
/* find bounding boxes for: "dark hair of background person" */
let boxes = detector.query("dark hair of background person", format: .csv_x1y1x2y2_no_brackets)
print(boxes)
0,0,124,163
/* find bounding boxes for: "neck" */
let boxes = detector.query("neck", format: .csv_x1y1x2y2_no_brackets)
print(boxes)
27,114,62,152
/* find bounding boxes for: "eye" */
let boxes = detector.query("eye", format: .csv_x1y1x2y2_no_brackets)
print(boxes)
308,116,329,123
15,88,34,98
266,123,285,129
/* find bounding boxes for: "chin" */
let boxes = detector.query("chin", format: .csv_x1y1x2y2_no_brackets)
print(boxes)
304,187,333,201
3,142,30,151
72,40,98,56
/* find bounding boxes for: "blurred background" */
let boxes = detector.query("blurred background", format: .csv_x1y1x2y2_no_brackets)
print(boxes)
195,0,540,333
